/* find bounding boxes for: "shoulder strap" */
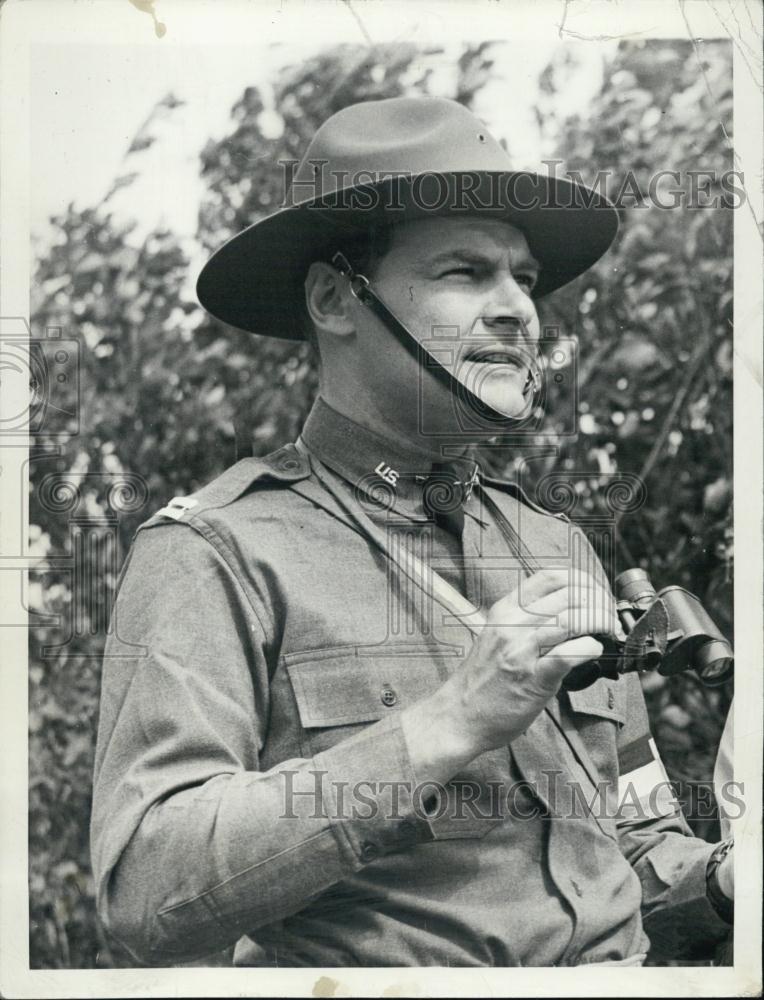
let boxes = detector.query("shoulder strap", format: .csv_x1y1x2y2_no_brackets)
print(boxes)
139,444,311,532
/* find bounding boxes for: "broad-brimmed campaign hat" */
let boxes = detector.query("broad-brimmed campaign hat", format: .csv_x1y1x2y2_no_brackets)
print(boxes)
197,97,619,339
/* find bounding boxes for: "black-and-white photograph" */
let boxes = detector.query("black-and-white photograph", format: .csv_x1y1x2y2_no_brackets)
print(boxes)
1,1,762,996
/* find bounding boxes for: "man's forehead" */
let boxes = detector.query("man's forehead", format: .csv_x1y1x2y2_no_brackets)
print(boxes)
388,216,537,262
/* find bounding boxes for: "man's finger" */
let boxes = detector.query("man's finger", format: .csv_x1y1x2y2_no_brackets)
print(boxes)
490,586,617,637
488,569,605,624
535,636,605,688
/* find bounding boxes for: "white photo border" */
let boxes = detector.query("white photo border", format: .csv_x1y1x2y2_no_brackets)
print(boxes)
1,1,761,996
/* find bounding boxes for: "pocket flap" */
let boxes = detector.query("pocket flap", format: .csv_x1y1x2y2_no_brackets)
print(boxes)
567,678,626,725
285,649,444,728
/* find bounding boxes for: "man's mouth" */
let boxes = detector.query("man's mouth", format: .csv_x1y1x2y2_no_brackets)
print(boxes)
460,345,530,372
456,342,543,403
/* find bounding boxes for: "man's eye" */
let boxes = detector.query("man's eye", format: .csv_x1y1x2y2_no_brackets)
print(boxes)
441,267,475,278
515,273,537,292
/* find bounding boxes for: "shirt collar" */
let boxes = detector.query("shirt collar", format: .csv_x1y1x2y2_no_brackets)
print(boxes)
299,397,482,520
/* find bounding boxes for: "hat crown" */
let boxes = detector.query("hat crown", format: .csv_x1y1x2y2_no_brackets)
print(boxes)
291,97,511,201
197,96,619,339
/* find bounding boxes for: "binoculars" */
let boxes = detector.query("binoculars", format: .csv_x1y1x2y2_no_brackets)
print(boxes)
563,568,734,691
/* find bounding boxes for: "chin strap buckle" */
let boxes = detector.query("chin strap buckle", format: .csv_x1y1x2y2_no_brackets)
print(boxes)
523,362,543,398
332,252,370,300
464,464,480,501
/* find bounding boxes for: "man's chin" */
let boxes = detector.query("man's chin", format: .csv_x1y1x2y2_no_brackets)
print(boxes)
475,388,534,421
453,365,535,423
418,386,534,443
454,376,535,424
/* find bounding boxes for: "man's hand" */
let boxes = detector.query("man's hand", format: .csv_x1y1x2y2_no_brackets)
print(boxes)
401,568,621,787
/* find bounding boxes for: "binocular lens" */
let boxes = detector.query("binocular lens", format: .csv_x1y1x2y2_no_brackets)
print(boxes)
694,639,734,685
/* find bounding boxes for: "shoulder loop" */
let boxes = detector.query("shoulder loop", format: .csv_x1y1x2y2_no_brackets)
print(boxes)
137,443,311,534
480,474,570,523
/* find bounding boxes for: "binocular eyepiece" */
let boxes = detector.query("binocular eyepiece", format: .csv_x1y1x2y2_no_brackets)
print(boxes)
564,568,734,691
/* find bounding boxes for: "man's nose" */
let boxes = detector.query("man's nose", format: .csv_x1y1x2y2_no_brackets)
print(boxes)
481,274,538,339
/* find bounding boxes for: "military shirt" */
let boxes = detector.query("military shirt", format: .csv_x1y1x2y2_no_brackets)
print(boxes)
90,397,730,967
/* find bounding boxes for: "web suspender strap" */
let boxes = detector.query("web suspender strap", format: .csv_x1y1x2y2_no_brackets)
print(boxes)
294,438,487,636
480,490,541,576
294,438,586,666
295,439,613,822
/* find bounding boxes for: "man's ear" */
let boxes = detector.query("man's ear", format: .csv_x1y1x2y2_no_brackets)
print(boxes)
304,262,356,338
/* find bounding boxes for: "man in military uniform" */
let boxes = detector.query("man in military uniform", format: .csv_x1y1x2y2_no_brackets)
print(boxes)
91,97,733,967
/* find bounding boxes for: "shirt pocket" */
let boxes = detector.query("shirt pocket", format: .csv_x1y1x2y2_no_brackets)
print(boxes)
567,679,626,725
565,678,627,792
284,647,445,757
285,647,508,840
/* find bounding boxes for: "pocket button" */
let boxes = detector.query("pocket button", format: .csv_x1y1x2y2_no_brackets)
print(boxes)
380,686,398,707
360,840,380,862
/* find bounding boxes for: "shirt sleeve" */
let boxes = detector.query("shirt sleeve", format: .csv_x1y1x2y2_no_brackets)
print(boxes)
713,697,735,840
569,527,731,956
90,522,432,966
614,672,732,959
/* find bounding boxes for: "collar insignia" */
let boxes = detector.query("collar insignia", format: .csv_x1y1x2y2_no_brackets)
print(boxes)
374,461,399,487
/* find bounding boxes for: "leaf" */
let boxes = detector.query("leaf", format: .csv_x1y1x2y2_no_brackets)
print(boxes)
205,385,226,407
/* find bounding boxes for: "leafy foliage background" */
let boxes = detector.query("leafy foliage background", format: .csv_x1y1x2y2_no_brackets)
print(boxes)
28,39,733,968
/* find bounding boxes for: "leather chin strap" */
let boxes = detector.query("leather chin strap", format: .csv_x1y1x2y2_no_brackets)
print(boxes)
331,252,543,428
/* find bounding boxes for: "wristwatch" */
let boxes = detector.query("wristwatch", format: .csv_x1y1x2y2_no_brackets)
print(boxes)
706,838,734,924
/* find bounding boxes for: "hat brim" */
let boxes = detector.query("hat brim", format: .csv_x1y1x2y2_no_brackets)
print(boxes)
196,171,618,339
